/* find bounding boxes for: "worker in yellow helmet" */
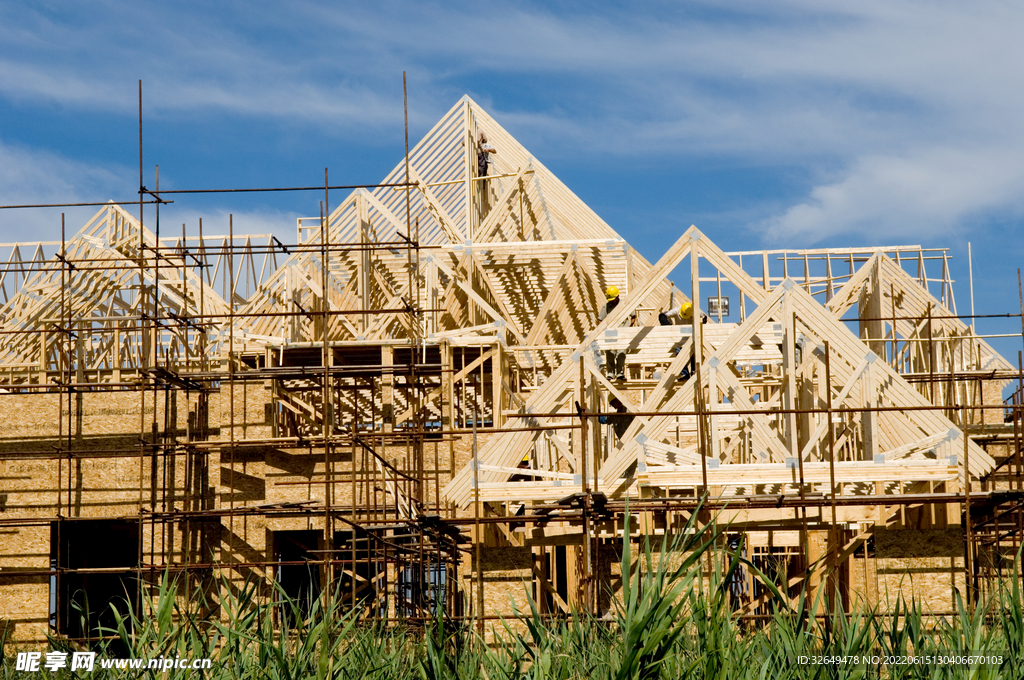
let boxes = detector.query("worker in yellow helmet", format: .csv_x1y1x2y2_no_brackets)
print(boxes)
658,300,706,381
599,285,627,380
659,301,708,326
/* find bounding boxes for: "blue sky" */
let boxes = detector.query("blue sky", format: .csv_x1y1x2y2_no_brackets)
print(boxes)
2,0,1023,360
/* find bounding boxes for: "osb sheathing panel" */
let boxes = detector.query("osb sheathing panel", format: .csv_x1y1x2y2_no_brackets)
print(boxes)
219,514,271,585
868,529,966,614
0,581,48,643
208,383,273,442
263,516,325,533
981,381,1004,426
0,390,198,520
461,546,533,636
0,385,267,642
0,381,271,445
0,381,472,509
0,391,194,442
0,524,50,644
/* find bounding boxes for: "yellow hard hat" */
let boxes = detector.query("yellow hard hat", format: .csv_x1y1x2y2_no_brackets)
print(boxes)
605,285,619,300
679,302,694,320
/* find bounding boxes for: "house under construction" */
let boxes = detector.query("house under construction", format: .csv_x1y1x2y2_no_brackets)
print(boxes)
1,96,1023,643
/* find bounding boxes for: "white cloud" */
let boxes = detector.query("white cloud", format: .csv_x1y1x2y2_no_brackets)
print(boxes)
761,146,1024,244
3,0,1024,245
0,136,300,248
154,206,301,245
0,140,125,202
0,138,132,242
4,1,1020,152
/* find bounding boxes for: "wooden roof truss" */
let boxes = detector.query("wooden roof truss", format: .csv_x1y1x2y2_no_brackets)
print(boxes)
444,228,998,519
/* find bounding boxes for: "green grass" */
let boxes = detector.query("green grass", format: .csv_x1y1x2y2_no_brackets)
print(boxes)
3,518,1021,680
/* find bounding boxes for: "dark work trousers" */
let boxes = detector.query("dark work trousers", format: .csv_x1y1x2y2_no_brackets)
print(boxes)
605,350,626,378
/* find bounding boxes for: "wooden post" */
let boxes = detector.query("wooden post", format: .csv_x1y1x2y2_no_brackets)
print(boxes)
39,329,47,382
491,341,502,428
806,529,826,616
691,235,707,496
382,345,394,432
357,190,371,334
75,322,84,441
859,256,886,356
863,359,880,462
464,100,477,242
782,290,799,461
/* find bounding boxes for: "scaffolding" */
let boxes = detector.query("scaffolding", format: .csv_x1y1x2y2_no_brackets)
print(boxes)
1,94,1023,644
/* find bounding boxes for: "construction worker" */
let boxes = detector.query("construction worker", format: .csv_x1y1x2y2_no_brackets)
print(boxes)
477,133,497,177
599,397,634,440
659,301,708,326
658,302,706,381
599,285,627,380
600,285,620,317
